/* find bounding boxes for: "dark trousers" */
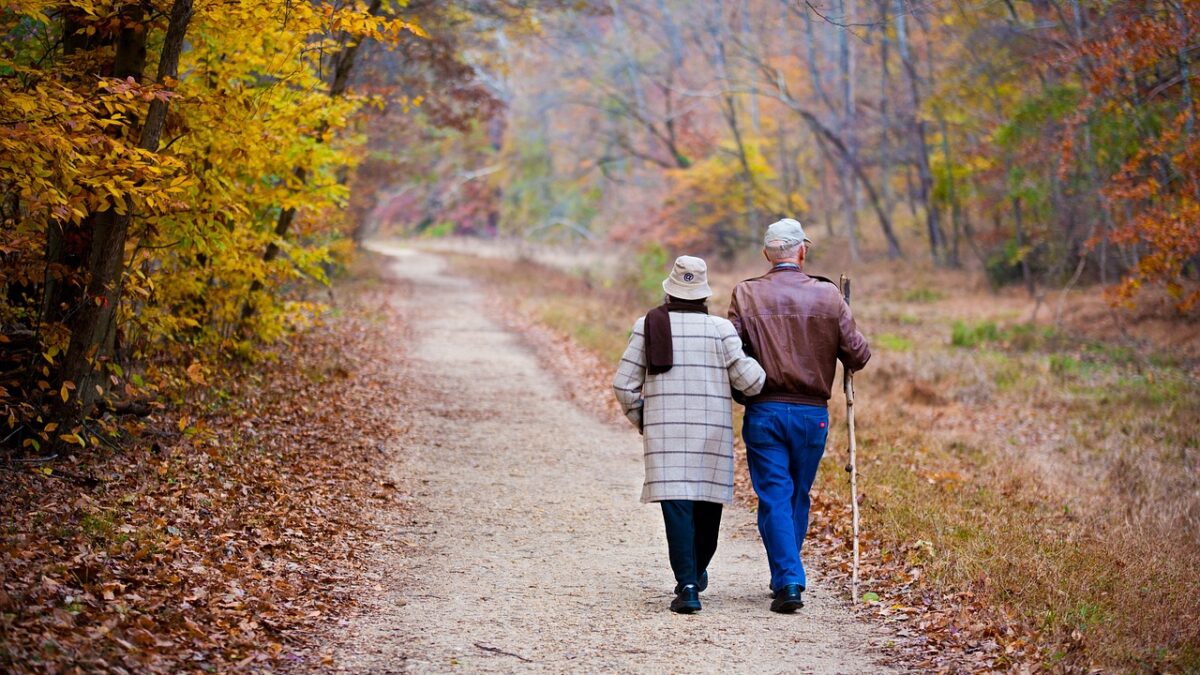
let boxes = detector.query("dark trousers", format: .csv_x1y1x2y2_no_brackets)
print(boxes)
660,500,724,593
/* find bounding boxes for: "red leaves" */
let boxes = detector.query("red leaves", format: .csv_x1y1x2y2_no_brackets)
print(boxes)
1063,2,1200,314
0,273,408,671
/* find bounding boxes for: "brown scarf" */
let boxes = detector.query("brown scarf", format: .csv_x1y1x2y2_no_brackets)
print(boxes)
645,299,709,375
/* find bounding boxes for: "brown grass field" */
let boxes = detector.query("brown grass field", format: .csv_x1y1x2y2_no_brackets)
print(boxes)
433,237,1200,672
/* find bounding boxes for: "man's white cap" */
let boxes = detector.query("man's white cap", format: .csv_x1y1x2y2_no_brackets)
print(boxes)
763,218,813,246
662,255,713,300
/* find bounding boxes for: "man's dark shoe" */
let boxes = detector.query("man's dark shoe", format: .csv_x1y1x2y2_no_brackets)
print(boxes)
770,583,804,613
670,584,702,614
697,570,708,593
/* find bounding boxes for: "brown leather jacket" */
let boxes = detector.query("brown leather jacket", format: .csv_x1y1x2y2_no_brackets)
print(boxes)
728,266,870,407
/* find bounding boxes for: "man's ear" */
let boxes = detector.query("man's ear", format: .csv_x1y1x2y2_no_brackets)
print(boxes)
798,244,808,264
762,248,770,263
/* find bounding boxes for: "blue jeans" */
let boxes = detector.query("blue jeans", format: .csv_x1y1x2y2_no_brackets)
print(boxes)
743,402,829,591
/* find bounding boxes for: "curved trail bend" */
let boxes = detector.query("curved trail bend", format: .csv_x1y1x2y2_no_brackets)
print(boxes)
328,245,898,673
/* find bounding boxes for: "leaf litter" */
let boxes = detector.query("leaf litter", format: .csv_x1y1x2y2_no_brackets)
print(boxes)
1,265,410,672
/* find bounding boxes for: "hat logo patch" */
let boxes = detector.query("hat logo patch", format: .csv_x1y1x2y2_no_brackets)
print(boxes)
683,272,695,282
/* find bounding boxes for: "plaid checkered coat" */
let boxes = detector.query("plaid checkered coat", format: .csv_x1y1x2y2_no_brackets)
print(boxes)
612,311,766,504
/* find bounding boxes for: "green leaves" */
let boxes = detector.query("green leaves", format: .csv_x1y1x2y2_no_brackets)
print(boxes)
992,84,1082,152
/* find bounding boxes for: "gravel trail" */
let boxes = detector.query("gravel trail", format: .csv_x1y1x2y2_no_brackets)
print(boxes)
327,246,899,673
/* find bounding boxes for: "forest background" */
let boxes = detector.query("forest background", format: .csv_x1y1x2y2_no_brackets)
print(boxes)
2,0,1199,671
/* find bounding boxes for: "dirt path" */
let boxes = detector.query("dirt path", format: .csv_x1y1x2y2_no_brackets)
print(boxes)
326,246,899,673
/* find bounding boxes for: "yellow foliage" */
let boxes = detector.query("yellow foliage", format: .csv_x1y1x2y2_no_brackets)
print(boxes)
659,138,792,254
0,0,425,431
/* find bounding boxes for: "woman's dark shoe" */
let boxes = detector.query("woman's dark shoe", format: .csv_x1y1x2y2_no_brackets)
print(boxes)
770,583,804,613
670,584,702,614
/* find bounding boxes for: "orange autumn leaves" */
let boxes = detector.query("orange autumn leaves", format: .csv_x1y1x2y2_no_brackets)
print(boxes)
1070,1,1200,312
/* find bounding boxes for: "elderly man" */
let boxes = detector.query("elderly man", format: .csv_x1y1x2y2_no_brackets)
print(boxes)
728,218,871,613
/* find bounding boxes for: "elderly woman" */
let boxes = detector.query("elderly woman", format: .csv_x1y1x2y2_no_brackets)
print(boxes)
612,255,765,614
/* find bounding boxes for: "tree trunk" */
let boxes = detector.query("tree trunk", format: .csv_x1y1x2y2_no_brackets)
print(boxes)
1011,196,1036,297
795,108,902,257
800,2,836,113
707,2,759,240
40,7,138,329
894,0,944,262
938,114,962,267
837,0,860,261
749,10,899,256
658,0,690,168
878,0,896,221
741,0,761,133
243,0,383,320
1163,0,1197,208
55,0,194,429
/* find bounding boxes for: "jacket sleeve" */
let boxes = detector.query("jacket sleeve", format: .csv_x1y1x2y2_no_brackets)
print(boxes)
612,317,647,428
837,298,871,372
727,285,747,341
718,320,766,396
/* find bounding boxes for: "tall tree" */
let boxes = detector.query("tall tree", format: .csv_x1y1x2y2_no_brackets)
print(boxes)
55,0,195,427
894,0,946,263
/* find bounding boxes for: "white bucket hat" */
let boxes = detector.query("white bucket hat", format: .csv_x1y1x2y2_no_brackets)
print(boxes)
662,255,712,300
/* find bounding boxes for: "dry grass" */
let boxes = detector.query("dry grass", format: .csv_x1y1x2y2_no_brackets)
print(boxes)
447,241,1200,672
442,250,645,365
839,320,1200,670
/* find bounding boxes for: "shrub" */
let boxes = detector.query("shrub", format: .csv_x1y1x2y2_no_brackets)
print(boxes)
951,320,1001,347
633,243,670,304
901,287,945,303
877,333,915,352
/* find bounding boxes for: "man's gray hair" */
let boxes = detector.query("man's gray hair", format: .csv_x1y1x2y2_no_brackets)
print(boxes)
764,239,804,262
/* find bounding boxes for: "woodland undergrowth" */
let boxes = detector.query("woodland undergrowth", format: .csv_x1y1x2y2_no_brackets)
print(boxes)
0,258,408,673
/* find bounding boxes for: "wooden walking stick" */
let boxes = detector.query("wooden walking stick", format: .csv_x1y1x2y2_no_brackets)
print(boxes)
840,274,861,604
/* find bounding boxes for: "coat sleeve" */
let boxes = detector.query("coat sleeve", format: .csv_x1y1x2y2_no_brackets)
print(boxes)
837,297,871,372
727,284,747,342
612,317,647,428
717,319,765,396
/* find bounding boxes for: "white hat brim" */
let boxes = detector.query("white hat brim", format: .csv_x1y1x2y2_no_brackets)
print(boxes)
662,277,712,300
